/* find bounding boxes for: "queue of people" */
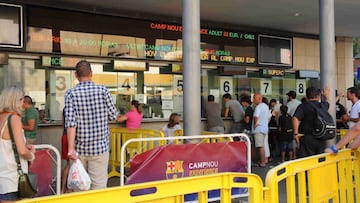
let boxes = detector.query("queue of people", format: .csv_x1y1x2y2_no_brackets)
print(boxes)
202,85,354,168
2,59,359,202
0,60,146,202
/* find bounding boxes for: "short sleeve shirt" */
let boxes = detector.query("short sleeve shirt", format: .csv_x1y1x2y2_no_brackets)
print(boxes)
243,106,254,130
225,100,244,122
293,101,329,135
252,102,270,133
22,106,39,139
348,100,360,129
125,109,143,129
205,102,224,129
287,99,301,116
64,81,119,156
161,124,182,137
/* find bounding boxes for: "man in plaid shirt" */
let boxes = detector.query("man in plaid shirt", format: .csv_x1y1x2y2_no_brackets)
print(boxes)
64,60,119,190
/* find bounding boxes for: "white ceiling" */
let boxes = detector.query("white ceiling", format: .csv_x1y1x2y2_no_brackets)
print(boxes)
18,0,360,37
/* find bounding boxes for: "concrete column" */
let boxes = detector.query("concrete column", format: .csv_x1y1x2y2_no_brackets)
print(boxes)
319,0,336,144
182,0,201,136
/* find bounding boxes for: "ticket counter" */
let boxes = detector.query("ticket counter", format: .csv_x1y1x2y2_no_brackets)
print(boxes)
36,118,234,156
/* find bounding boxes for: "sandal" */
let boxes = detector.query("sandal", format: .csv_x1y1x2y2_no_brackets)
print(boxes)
253,162,266,167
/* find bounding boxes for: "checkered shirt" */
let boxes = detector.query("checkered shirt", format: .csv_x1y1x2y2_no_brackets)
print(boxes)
64,81,119,156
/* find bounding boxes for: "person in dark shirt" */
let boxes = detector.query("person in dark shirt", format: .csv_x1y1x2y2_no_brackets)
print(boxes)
240,96,255,156
293,86,330,158
240,96,254,132
335,90,348,129
278,105,294,162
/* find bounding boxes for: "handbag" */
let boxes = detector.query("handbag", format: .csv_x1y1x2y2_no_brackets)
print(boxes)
8,115,38,198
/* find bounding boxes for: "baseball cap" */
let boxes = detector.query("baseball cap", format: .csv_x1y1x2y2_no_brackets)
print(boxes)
286,90,296,98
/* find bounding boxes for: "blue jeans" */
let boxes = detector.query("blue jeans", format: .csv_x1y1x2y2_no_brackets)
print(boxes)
209,126,225,133
280,141,293,152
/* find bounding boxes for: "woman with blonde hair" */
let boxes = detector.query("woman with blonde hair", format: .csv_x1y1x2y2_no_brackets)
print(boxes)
0,86,36,203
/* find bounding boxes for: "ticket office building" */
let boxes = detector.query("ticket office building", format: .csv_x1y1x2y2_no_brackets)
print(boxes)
0,4,353,130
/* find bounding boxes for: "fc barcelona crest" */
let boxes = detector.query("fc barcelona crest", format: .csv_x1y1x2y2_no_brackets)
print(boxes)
165,160,184,179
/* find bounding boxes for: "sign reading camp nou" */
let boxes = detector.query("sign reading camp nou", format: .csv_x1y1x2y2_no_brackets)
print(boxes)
127,142,248,201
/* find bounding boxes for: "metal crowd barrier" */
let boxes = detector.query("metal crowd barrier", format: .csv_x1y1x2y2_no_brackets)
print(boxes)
33,144,62,196
109,128,236,179
18,172,263,203
337,129,349,149
337,129,348,139
18,147,360,202
264,149,360,203
108,128,166,178
119,133,251,186
171,130,232,144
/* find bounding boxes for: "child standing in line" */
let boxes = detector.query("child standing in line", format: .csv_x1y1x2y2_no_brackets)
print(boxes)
278,105,294,162
61,109,72,194
161,113,182,144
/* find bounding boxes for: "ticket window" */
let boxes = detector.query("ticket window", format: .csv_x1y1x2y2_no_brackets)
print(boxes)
200,69,316,116
48,67,139,121
45,63,186,121
143,64,183,119
201,68,252,117
249,74,313,105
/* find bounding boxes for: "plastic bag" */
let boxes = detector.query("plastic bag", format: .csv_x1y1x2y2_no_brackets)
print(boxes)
67,159,91,190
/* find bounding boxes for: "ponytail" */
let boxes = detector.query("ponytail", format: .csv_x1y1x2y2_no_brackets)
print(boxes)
131,100,142,113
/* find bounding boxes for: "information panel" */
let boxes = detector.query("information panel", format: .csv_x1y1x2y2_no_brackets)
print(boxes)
220,77,233,96
260,79,272,95
26,7,257,66
296,80,306,96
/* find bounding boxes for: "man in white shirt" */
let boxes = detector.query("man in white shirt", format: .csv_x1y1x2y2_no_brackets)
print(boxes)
252,93,271,167
343,87,360,129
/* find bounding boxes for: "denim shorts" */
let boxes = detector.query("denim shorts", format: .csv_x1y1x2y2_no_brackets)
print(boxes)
0,191,19,201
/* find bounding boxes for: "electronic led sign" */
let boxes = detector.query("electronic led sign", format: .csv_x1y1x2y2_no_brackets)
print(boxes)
258,35,292,67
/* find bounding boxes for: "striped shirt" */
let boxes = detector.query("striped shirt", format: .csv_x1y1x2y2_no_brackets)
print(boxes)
64,81,118,156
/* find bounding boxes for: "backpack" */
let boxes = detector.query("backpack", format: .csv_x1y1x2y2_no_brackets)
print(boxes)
309,102,336,140
279,114,294,142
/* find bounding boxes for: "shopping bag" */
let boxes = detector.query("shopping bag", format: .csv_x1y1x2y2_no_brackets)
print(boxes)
67,159,91,190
